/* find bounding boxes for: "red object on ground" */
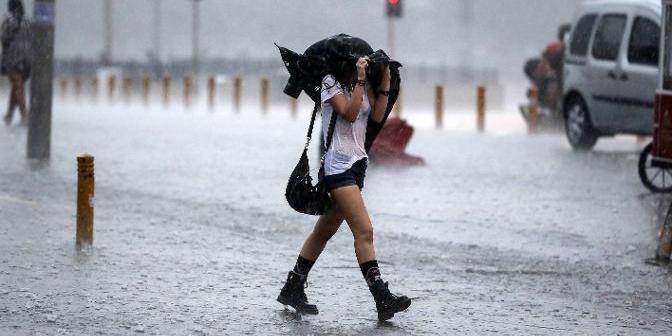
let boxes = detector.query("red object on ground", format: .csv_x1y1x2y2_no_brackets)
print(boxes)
370,117,425,166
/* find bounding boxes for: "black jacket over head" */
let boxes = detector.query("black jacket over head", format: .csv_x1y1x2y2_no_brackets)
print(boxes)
276,34,402,152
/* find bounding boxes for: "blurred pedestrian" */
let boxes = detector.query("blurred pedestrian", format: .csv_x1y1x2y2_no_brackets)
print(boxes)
277,56,412,321
2,0,32,126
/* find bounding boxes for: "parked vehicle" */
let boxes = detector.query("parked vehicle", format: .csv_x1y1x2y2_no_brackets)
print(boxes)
563,0,661,150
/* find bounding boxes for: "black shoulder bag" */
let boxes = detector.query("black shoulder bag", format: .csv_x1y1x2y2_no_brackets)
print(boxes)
285,103,338,216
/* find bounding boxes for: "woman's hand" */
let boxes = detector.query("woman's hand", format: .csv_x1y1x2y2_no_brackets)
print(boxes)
356,57,369,80
380,64,391,91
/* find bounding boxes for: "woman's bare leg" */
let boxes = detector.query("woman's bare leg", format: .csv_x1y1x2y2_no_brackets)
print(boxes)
330,185,411,321
299,206,345,261
4,75,18,124
330,185,376,263
15,75,27,122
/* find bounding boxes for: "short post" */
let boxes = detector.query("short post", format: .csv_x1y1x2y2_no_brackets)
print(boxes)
92,77,99,102
477,85,486,133
108,74,116,102
142,74,151,105
74,77,82,101
123,77,132,103
394,88,402,117
163,74,171,107
290,97,298,118
435,85,444,129
656,203,672,262
207,75,216,110
183,74,193,108
233,76,242,112
59,78,68,100
76,154,95,247
260,77,269,113
528,87,539,134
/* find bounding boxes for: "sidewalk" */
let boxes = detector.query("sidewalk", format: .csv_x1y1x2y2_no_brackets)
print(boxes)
1,104,671,335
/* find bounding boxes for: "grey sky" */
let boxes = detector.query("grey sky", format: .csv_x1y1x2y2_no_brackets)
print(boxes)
18,0,582,70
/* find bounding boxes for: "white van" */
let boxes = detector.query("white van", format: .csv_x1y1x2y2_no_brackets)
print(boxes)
563,0,661,149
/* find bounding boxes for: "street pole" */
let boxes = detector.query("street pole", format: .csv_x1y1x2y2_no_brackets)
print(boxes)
27,0,56,159
190,0,201,74
387,16,395,58
153,0,162,63
103,0,112,65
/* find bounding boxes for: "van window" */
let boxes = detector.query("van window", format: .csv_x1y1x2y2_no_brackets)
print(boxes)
592,14,627,61
570,14,597,56
628,17,660,67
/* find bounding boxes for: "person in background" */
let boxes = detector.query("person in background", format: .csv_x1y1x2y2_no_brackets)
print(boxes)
2,0,32,126
523,23,571,114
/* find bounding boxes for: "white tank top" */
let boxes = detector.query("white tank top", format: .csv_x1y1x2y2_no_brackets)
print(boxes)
320,74,371,176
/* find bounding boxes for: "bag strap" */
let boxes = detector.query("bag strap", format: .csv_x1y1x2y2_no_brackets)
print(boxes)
303,102,338,164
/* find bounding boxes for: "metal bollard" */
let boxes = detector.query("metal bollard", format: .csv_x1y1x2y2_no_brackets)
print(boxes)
233,76,242,112
477,86,486,133
142,74,151,105
59,78,68,100
208,75,216,110
92,77,99,102
163,75,171,107
183,74,193,108
290,97,298,118
261,77,270,114
108,75,116,102
76,154,95,247
528,87,539,134
123,77,132,103
74,77,82,101
435,85,444,129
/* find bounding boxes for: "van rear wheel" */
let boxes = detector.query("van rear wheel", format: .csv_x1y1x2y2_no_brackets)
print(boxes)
565,98,598,150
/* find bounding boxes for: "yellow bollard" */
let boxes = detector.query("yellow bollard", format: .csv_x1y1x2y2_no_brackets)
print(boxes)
76,154,95,247
477,86,486,133
261,77,270,114
123,77,132,103
208,75,216,110
233,76,242,112
183,74,193,108
163,74,171,107
290,97,298,118
142,74,151,105
394,88,402,117
528,87,539,134
59,78,68,100
108,75,116,102
92,77,99,102
435,85,444,129
74,77,82,101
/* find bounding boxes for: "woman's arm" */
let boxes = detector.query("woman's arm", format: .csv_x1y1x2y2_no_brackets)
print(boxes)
370,65,391,123
328,57,368,123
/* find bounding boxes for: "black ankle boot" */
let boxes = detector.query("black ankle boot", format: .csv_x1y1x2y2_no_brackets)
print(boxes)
369,280,411,321
277,271,319,315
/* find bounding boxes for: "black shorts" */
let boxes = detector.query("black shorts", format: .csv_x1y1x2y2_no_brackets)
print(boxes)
324,158,368,192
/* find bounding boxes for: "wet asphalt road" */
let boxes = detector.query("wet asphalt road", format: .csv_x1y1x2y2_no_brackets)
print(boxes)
1,101,672,335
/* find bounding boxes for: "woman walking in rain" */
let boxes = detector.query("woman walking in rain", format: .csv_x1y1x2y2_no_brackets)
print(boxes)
2,0,32,126
278,55,412,321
